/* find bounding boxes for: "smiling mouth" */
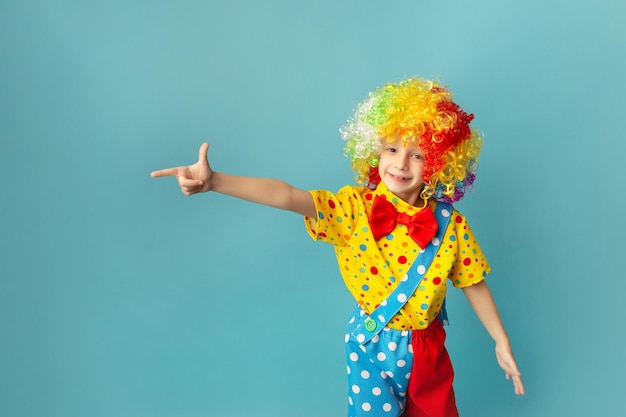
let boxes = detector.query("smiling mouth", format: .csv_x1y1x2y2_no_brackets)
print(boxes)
388,173,411,181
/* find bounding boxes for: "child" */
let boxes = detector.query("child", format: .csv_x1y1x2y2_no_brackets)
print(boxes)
151,78,524,417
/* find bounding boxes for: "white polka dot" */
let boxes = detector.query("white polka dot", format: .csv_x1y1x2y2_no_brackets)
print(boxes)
383,403,393,412
401,330,409,337
348,396,353,405
360,345,367,353
408,344,414,354
349,352,359,362
388,341,397,351
397,359,406,367
405,372,412,379
432,237,440,246
357,334,365,343
352,385,361,394
377,352,387,361
378,314,386,322
401,274,408,282
362,403,372,412
397,293,407,303
372,387,382,396
417,265,426,274
347,366,351,374
380,371,388,379
349,316,356,324
385,371,394,378
345,334,350,343
442,209,451,217
361,370,370,379
380,299,387,306
372,335,380,343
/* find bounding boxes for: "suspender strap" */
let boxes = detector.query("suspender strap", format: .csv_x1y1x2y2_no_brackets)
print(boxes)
349,202,453,344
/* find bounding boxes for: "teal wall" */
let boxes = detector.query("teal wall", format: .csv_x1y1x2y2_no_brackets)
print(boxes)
2,1,625,416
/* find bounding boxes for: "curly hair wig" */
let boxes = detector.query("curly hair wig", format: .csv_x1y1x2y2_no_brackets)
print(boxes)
340,77,482,203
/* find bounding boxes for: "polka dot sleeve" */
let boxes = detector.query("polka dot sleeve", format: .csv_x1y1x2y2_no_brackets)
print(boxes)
304,186,361,246
447,212,491,288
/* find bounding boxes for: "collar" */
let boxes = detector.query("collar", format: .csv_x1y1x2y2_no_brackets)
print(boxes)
372,182,434,215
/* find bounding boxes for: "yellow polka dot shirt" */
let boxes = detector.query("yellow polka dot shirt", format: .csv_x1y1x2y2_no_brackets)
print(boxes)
305,182,490,330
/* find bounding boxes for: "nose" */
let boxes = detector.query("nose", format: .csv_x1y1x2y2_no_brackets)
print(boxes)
394,151,410,170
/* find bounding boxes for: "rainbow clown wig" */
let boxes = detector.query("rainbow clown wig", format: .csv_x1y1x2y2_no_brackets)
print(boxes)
340,77,482,203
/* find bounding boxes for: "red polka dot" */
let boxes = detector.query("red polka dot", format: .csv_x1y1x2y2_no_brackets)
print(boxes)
398,256,407,264
455,215,463,224
370,266,378,275
463,258,472,266
365,193,373,200
328,199,336,209
318,232,327,238
433,277,442,285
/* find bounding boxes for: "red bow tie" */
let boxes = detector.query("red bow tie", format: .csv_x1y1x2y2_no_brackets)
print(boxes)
369,195,438,249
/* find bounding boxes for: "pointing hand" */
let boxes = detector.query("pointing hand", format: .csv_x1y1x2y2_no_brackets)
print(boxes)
151,143,213,196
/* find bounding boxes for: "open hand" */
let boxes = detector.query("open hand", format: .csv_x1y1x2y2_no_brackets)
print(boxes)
151,142,213,196
495,343,525,395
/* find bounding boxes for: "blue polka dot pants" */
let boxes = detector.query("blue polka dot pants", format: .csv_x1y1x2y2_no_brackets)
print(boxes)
345,311,414,416
344,309,458,417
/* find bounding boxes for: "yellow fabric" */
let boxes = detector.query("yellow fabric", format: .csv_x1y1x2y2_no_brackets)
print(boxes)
305,182,490,330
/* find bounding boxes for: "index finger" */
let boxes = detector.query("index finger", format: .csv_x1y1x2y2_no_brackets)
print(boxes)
151,167,182,178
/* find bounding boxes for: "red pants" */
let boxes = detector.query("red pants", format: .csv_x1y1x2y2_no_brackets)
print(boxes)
403,319,459,417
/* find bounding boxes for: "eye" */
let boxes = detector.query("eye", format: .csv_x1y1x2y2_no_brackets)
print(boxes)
411,153,424,160
385,146,397,153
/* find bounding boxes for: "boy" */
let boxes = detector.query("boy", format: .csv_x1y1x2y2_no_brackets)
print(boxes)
152,78,524,416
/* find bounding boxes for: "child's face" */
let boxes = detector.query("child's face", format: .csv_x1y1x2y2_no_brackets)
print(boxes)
377,139,426,206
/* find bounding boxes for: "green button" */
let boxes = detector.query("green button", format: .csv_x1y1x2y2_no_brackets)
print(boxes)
364,318,377,332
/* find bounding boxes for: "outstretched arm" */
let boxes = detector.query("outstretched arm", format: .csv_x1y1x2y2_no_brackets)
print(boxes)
462,280,525,395
151,143,317,218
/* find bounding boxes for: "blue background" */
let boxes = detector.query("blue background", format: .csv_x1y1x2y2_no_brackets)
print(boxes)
1,0,625,416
